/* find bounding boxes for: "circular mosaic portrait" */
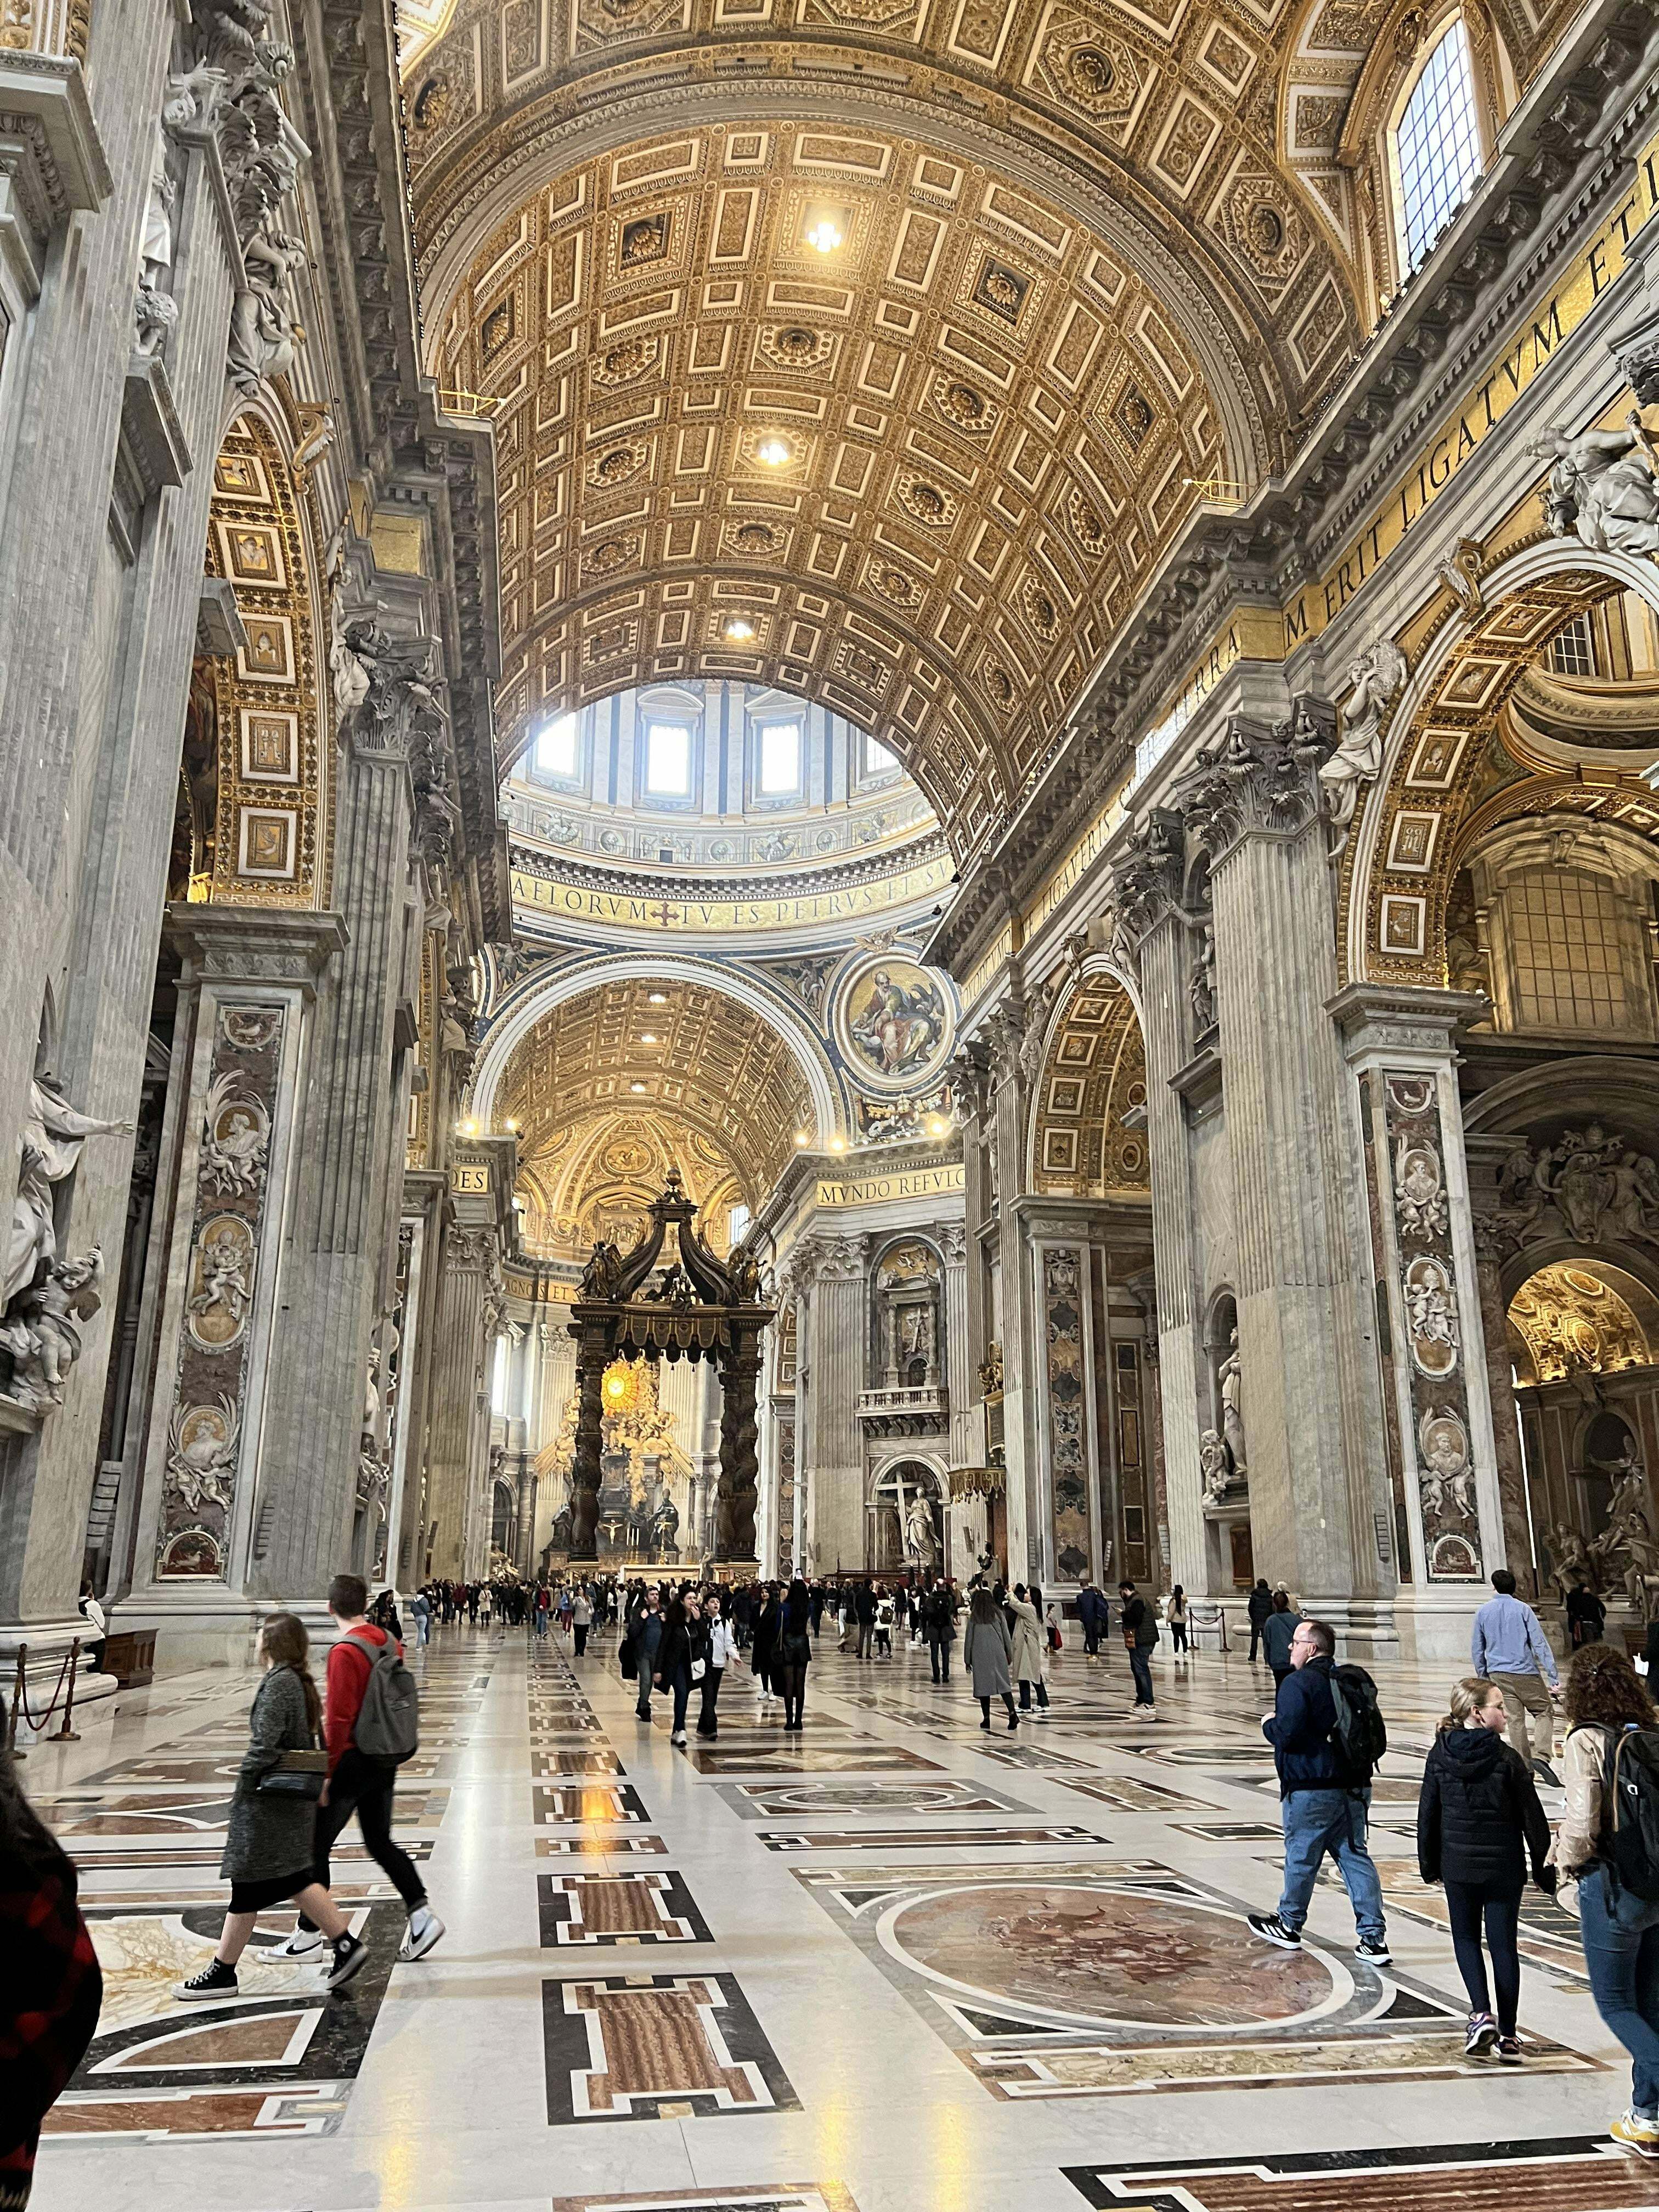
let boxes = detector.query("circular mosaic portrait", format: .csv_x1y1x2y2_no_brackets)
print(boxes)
833,955,955,1094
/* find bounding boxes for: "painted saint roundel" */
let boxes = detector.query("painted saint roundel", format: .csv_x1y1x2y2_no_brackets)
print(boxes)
833,955,955,1095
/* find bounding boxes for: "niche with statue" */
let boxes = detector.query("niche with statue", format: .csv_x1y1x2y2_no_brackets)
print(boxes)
871,1239,942,1390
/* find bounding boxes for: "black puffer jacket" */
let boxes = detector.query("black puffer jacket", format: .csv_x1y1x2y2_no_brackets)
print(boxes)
1417,1724,1552,1888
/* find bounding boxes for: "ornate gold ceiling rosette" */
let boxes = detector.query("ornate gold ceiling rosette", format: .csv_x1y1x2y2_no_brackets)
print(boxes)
1340,541,1659,989
411,72,1309,858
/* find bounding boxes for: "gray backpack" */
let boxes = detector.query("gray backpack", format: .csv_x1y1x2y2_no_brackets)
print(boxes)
353,1633,420,1762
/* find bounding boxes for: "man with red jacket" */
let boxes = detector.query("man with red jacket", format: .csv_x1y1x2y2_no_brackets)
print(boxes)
279,1572,444,1963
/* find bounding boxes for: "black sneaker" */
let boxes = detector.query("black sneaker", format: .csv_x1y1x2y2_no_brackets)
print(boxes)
175,1958,239,2000
1246,1912,1301,1950
1496,2035,1523,2064
326,1933,369,1992
1355,1937,1393,1966
1531,1758,1561,1790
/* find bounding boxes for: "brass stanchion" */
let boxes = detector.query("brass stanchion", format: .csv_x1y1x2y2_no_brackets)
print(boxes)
50,1637,81,1741
5,1647,24,1757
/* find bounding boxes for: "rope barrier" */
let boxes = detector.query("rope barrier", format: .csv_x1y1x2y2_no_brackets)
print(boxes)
10,1637,82,1741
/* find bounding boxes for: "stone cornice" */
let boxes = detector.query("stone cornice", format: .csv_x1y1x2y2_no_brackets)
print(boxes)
163,904,348,990
508,828,949,912
928,0,1659,972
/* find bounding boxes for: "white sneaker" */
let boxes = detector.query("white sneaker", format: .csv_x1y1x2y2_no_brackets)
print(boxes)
273,1926,324,1959
672,1729,688,1746
399,1905,445,1961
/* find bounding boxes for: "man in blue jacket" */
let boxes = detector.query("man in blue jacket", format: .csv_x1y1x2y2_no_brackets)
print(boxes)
1076,1581,1109,1657
1246,1617,1391,1965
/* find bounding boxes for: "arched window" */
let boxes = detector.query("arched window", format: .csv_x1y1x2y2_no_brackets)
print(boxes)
1392,18,1484,274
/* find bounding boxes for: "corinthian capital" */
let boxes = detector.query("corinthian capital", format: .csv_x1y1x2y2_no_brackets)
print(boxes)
1106,808,1186,947
1173,697,1336,864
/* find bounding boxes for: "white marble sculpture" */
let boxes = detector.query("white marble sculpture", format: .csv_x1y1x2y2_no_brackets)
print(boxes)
905,1485,940,1567
1218,1328,1246,1474
1318,639,1409,834
1199,1427,1231,1504
4,1074,132,1312
1530,413,1659,558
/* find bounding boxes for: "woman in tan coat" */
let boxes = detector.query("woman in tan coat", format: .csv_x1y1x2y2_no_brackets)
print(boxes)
1008,1584,1049,1717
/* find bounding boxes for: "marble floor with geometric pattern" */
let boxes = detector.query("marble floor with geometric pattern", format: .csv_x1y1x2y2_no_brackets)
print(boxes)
21,1621,1646,2212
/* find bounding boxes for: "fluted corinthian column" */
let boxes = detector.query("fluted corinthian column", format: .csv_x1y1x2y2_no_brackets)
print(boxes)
1109,814,1206,1592
1181,706,1394,1648
253,645,433,1598
422,1229,492,1582
937,1220,973,1475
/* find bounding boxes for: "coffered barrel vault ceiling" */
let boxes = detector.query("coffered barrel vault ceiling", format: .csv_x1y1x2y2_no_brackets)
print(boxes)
403,0,1395,857
492,977,818,1243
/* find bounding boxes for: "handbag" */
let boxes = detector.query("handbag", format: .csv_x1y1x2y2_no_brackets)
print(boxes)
691,1657,706,1681
256,1747,328,1799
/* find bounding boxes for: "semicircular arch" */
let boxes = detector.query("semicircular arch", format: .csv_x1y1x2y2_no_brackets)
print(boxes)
1341,535,1659,989
470,949,848,1146
1026,960,1149,1195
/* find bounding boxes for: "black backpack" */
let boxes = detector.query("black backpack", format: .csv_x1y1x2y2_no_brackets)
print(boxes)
1327,1662,1387,1776
1596,1724,1659,1901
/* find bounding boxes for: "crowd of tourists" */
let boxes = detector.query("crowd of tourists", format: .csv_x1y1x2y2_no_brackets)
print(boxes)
18,1555,1659,2181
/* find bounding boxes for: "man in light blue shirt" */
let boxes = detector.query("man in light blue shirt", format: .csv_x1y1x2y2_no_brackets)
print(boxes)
1472,1567,1561,1785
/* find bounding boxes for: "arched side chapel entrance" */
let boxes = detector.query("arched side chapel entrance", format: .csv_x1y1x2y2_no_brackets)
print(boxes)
1340,537,1659,1639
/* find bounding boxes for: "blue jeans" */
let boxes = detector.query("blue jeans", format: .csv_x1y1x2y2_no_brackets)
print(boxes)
1278,1787,1386,1944
1579,1863,1659,2117
1128,1645,1154,1706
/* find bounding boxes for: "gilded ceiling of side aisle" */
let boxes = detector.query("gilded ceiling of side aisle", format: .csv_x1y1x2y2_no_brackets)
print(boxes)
1032,975,1149,1195
493,979,816,1233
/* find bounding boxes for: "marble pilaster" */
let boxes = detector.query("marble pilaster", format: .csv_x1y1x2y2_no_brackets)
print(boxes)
798,1234,868,1574
1110,816,1207,1594
1333,984,1512,1656
1186,713,1395,1649
422,1227,494,1582
115,909,345,1663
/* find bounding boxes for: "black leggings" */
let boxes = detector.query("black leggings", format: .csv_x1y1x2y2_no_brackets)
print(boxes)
778,1663,806,1725
1443,1876,1522,2034
980,1692,1017,1723
297,1750,425,1930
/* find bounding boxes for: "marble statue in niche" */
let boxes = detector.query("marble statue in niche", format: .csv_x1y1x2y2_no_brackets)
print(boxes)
1199,1429,1230,1505
0,1070,130,1414
905,1482,941,1568
1218,1329,1246,1474
0,1248,104,1410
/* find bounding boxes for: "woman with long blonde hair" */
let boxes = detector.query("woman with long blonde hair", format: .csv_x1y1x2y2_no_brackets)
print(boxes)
175,1612,366,2000
1417,1675,1553,2063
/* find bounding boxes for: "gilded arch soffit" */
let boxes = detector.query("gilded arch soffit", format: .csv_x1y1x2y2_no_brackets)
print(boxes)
1341,554,1659,988
420,120,1305,857
199,411,329,907
492,973,818,1203
1031,972,1149,1196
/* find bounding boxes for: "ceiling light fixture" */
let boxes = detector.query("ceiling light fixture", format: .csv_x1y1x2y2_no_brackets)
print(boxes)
756,433,793,467
803,210,845,255
630,1081,647,1093
794,1131,810,1147
829,1135,846,1152
722,614,758,642
640,1033,659,1045
647,992,667,1005
927,1116,949,1137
